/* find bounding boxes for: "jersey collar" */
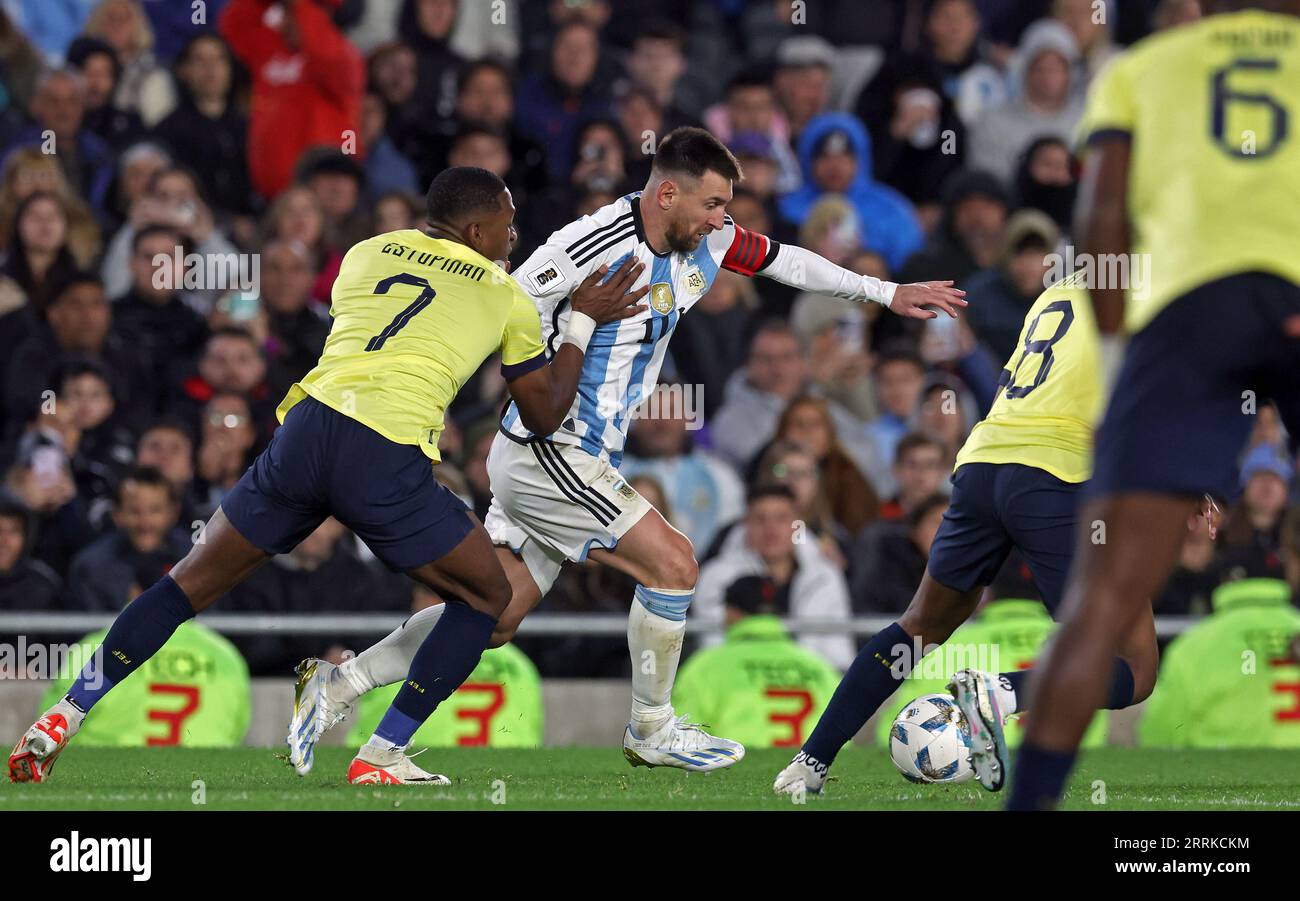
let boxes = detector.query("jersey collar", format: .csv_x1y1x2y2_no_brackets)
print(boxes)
629,194,672,259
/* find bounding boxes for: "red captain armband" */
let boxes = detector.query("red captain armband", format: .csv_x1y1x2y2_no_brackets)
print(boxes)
722,226,777,277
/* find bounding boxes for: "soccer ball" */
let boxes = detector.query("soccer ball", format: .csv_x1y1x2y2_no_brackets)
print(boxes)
889,693,974,784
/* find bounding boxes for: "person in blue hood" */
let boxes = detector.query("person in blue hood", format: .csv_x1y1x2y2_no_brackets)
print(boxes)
777,112,925,273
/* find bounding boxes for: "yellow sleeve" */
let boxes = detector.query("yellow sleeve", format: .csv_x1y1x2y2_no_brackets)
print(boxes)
499,281,547,380
1076,53,1137,151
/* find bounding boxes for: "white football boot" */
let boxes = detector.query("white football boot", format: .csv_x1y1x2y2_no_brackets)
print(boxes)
346,747,451,786
947,669,1007,792
9,700,83,783
772,750,830,796
622,714,745,772
287,658,353,776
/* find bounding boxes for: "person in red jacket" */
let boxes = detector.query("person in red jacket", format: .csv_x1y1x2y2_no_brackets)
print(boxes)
219,0,364,200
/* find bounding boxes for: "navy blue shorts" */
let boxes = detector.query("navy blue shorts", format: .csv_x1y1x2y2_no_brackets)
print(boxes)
927,462,1079,611
1089,273,1300,502
222,396,473,572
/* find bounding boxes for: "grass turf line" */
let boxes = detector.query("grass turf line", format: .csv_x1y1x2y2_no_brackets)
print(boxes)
2,747,1297,811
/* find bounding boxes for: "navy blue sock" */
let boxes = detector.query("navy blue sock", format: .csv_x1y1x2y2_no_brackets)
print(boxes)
374,601,497,747
999,657,1135,715
803,622,915,767
1006,742,1076,810
66,576,195,711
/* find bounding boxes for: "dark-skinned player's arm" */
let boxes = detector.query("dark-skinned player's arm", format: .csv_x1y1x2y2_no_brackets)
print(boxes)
507,256,649,436
1075,136,1132,395
718,223,967,319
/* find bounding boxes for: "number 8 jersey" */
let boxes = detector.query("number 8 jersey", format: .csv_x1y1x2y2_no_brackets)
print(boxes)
955,271,1101,484
277,229,546,462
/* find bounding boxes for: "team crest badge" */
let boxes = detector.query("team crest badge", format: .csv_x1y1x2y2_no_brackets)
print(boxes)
650,282,675,314
608,476,638,502
685,267,706,296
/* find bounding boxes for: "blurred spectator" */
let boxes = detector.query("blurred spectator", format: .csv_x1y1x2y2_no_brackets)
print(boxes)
65,36,146,151
152,33,253,216
695,484,854,669
259,184,340,307
862,342,927,492
103,139,167,228
768,395,880,539
173,328,276,451
777,112,924,273
367,41,421,164
1217,443,1293,578
1014,135,1077,232
1052,0,1120,88
193,391,257,512
3,409,93,572
1154,507,1221,616
861,0,1006,131
358,91,418,203
5,275,151,439
0,492,61,610
66,465,189,610
453,59,546,195
109,223,208,401
296,148,370,258
771,35,835,140
370,190,421,236
621,21,697,132
101,165,241,311
219,0,364,200
621,383,745,552
0,191,83,316
514,19,611,183
851,491,948,613
962,209,1059,361
968,19,1084,184
898,169,1008,288
672,573,843,748
4,69,117,224
133,417,199,527
711,320,865,473
789,288,877,423
703,67,800,194
879,432,950,522
256,239,329,398
0,150,102,269
400,0,464,123
917,374,977,467
82,0,175,125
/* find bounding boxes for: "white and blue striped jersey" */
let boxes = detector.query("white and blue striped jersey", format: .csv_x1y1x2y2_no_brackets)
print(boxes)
500,192,779,466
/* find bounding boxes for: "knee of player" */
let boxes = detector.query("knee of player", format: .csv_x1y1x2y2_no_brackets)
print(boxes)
650,535,698,589
479,577,513,620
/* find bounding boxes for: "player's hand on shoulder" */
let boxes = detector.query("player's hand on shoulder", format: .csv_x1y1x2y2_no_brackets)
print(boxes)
890,280,968,320
570,257,650,324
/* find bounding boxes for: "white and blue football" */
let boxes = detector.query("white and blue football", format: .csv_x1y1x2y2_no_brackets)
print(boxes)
888,693,974,784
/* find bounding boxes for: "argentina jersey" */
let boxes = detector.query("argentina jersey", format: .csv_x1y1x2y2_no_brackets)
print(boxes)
500,192,778,465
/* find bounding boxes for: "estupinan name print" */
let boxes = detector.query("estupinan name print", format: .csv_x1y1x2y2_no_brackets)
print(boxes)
49,832,152,882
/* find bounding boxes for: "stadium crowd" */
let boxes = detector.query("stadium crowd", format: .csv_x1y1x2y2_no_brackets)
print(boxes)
0,0,1295,685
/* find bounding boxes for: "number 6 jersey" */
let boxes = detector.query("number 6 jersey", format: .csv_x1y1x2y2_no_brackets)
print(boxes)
277,229,546,462
955,270,1101,484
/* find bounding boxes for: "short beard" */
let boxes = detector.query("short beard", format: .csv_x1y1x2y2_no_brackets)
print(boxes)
664,217,704,253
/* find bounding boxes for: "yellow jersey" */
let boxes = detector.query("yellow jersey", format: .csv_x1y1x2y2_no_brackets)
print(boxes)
956,272,1100,484
277,230,545,461
1077,9,1300,333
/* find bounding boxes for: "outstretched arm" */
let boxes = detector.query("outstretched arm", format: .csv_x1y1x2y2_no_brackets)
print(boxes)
722,225,967,320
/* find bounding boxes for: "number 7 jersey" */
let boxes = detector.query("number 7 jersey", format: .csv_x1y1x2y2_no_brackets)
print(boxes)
277,229,546,462
955,271,1101,484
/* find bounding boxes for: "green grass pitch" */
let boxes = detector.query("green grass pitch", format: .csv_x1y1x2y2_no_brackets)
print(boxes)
3,747,1299,810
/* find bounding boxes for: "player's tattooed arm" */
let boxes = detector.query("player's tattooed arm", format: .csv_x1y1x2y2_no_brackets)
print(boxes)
506,257,648,436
